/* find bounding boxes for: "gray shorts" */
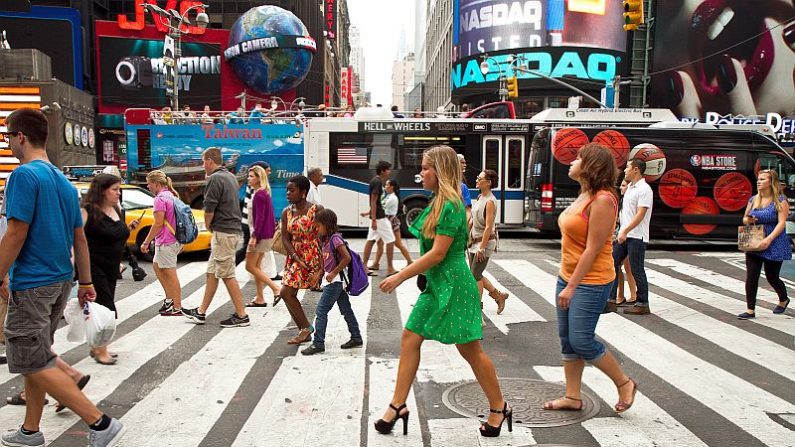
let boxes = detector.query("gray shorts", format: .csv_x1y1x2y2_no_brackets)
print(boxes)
466,251,491,281
4,281,71,375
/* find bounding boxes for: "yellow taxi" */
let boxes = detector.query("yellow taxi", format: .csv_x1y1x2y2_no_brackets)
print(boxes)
73,182,212,260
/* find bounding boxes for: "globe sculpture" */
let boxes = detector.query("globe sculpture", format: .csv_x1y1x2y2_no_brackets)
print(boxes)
226,6,315,94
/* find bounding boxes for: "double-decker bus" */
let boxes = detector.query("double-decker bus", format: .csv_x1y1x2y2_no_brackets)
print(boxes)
123,108,304,213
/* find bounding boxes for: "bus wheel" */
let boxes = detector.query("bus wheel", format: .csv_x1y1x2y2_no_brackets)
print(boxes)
136,228,155,262
403,200,427,237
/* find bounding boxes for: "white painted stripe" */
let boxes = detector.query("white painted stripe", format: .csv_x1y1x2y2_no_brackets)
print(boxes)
499,259,795,380
0,262,208,386
366,358,423,446
0,263,252,445
0,95,42,102
493,259,558,306
480,270,546,335
0,157,19,164
502,259,795,447
427,418,536,447
648,258,787,304
232,283,370,446
718,256,795,292
535,366,708,447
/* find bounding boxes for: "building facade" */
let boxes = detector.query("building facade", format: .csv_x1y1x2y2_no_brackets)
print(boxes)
422,0,454,111
391,53,415,111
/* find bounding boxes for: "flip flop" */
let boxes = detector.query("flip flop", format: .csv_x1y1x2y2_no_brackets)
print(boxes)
56,375,91,413
6,393,48,406
246,301,268,307
273,295,283,306
367,270,379,277
386,271,400,277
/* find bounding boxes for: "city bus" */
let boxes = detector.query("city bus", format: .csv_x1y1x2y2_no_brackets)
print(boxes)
525,125,795,240
304,108,679,232
123,108,304,213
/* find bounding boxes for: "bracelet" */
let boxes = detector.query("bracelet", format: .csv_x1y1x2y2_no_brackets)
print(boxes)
78,283,93,289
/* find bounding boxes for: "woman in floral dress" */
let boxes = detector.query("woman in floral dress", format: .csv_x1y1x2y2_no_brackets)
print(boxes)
279,175,323,344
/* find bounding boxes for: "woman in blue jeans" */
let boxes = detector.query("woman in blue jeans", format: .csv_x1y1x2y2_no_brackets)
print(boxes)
301,209,363,355
544,143,638,413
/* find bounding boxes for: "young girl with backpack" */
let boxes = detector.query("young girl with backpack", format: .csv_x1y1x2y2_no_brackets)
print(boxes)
301,208,364,355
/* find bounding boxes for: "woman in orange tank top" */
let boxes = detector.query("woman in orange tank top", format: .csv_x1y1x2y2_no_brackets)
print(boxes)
543,143,639,414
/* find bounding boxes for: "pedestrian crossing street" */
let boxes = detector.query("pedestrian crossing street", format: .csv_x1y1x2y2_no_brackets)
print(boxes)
1,250,793,447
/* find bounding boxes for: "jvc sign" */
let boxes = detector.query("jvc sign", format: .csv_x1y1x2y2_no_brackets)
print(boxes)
451,48,621,91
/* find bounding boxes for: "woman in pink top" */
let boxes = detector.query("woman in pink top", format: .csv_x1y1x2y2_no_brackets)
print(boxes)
244,166,281,306
141,170,183,316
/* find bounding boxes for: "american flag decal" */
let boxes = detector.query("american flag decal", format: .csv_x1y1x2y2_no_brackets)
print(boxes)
337,147,368,164
1,86,42,186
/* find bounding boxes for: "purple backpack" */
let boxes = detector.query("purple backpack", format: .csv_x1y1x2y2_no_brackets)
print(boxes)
330,233,369,296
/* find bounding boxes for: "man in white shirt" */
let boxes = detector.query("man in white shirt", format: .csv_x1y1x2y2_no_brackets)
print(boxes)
610,159,653,315
307,167,323,206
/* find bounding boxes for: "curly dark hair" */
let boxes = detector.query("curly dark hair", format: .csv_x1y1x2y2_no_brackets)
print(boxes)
82,174,122,222
287,175,311,194
577,143,618,200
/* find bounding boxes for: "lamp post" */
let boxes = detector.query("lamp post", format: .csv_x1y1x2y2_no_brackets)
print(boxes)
140,3,209,111
479,55,508,101
270,97,287,112
290,97,307,111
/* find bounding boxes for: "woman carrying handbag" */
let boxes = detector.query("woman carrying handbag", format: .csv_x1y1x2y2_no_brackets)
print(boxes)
737,169,791,320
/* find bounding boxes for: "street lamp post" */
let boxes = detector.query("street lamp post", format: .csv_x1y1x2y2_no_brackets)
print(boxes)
140,3,209,111
479,56,508,101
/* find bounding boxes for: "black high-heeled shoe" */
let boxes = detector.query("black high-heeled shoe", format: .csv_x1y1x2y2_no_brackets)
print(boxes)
374,403,410,435
479,402,512,437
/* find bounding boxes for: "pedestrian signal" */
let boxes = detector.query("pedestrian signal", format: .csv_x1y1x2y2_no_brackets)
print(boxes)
622,0,644,31
506,76,519,98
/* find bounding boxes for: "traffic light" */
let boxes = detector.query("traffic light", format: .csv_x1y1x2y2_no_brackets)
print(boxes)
506,76,519,98
622,0,644,31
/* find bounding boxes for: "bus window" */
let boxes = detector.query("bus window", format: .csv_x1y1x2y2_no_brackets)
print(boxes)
484,138,500,173
506,138,524,189
758,153,795,188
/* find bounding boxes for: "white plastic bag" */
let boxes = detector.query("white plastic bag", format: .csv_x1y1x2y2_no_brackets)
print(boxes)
84,301,116,348
64,298,87,343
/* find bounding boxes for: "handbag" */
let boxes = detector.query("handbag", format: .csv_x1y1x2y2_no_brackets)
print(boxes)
738,224,765,252
271,226,287,256
416,274,427,292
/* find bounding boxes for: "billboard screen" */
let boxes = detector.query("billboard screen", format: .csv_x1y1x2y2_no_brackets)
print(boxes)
97,36,222,110
650,1,795,120
95,21,248,115
0,6,83,88
453,0,626,61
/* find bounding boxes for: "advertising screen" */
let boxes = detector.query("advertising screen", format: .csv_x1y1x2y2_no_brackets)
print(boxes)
650,1,795,120
98,36,222,111
453,0,626,61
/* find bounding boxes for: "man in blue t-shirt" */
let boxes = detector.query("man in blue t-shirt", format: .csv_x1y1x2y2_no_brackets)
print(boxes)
0,108,126,446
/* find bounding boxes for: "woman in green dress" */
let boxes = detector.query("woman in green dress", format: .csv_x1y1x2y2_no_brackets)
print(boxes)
377,145,511,437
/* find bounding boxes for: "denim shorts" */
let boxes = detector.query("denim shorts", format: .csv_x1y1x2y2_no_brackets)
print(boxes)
556,277,612,362
4,281,71,374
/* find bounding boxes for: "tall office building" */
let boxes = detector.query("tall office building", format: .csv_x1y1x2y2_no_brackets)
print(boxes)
391,52,414,111
423,0,453,111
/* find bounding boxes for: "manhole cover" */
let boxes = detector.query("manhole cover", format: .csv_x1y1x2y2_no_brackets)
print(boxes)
442,378,600,427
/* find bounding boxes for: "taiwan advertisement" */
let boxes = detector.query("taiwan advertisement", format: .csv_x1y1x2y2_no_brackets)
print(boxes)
125,123,304,213
650,1,795,145
450,0,628,100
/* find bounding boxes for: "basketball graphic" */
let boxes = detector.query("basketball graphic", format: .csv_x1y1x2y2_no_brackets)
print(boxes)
713,172,752,211
552,128,589,165
629,143,667,182
593,130,630,167
682,196,720,235
659,169,697,208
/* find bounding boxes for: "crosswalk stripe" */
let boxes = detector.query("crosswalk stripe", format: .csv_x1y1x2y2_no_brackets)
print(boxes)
426,418,536,447
644,267,795,336
535,366,709,447
497,259,795,447
231,283,370,446
648,258,790,304
19,264,253,446
366,358,423,446
480,270,546,334
498,259,795,381
0,262,208,387
113,267,292,447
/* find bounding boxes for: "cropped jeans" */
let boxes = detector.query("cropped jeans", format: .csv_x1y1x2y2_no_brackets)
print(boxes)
312,281,362,348
556,277,612,363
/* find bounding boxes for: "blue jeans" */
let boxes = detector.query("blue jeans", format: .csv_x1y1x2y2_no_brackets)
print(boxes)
610,238,649,306
556,277,611,362
312,282,362,348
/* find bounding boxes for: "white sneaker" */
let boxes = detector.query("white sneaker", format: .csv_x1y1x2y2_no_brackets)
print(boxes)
88,418,126,447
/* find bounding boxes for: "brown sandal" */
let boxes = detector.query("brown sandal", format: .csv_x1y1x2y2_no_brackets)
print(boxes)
542,396,583,411
287,327,313,345
614,378,638,413
489,290,509,315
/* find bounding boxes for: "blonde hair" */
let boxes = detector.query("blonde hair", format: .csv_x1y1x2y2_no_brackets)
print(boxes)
421,145,463,239
146,169,178,196
753,170,784,211
249,165,271,194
